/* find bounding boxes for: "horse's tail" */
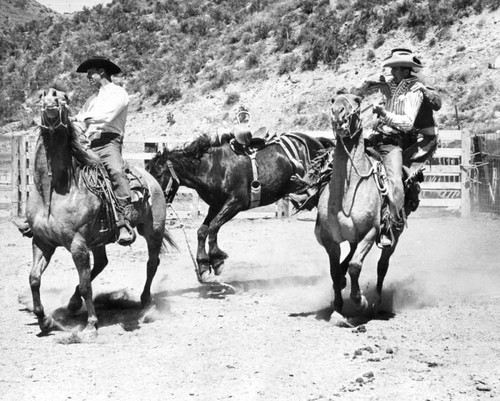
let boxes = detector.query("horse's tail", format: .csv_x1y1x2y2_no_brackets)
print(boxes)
161,228,179,253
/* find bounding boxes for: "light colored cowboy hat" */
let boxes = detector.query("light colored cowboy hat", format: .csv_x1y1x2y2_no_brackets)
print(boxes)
76,56,122,75
382,48,423,69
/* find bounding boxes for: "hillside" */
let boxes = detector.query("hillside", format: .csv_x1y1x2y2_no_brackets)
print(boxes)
0,0,57,26
126,7,500,141
1,0,499,140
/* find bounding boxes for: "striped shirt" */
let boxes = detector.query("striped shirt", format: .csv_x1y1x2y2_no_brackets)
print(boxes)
381,76,423,133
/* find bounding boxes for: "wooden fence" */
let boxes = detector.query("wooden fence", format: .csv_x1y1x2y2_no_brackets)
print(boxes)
4,129,471,218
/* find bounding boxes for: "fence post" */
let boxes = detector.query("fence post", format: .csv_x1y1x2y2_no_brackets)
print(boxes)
461,129,471,218
19,134,28,216
11,136,20,217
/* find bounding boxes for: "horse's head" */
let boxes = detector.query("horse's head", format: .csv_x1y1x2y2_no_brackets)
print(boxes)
330,92,362,140
40,88,70,133
147,150,180,205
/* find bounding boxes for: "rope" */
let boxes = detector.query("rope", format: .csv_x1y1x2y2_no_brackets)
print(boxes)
166,203,202,284
166,203,237,295
338,135,376,179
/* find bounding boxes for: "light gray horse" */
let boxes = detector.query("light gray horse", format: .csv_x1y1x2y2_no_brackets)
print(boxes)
315,93,402,322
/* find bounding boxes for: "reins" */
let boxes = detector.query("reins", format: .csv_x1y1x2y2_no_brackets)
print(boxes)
333,95,374,179
38,104,69,215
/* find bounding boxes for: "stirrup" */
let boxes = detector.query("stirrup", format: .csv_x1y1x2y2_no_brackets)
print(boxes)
377,226,395,249
117,221,136,246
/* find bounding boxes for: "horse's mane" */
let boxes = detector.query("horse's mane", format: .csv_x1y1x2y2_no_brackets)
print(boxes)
155,133,228,174
179,133,229,157
67,121,101,168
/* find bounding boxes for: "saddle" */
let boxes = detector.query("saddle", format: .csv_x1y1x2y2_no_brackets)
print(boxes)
230,126,270,154
81,164,149,237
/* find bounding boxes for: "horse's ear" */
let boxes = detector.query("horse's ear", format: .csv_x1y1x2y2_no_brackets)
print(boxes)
66,90,75,105
354,96,362,105
336,88,348,95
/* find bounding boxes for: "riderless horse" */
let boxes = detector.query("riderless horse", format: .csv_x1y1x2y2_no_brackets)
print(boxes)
23,88,174,340
148,130,332,282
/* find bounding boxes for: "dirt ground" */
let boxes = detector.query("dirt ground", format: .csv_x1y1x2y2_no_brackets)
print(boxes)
1,209,500,401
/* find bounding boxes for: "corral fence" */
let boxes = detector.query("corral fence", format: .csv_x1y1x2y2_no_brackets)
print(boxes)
471,132,500,214
3,128,499,219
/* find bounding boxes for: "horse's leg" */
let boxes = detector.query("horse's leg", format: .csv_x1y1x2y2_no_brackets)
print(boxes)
140,232,163,307
207,198,242,277
314,220,343,313
376,230,402,305
68,246,108,313
197,207,219,281
30,241,55,333
339,242,357,289
70,237,98,338
348,228,377,309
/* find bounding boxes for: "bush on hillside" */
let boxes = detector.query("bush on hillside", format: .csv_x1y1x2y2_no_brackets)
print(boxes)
0,0,499,127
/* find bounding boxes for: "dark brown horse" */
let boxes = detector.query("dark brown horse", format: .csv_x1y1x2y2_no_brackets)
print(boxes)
25,88,174,340
315,93,404,324
147,132,332,282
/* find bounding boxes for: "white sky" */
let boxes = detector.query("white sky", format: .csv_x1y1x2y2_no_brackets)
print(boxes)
36,0,112,13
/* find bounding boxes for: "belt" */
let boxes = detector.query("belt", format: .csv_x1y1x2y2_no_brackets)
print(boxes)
89,131,121,141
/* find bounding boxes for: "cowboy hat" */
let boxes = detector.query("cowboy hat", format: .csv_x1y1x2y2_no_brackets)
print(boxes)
76,56,122,75
382,48,423,69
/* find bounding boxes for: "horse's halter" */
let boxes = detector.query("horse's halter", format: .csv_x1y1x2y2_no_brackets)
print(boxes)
39,88,69,133
330,95,362,140
152,151,180,205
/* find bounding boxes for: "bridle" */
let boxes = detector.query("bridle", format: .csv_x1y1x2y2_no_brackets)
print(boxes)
162,159,180,205
330,94,362,140
39,94,69,134
331,94,376,179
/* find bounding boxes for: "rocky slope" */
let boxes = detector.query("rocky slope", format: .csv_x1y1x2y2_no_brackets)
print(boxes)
0,0,56,26
126,8,500,142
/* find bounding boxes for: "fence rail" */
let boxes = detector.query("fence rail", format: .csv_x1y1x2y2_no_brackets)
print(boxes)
2,128,481,218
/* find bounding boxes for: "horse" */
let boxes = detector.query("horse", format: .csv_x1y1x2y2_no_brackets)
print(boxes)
24,88,174,340
147,131,332,282
315,93,404,323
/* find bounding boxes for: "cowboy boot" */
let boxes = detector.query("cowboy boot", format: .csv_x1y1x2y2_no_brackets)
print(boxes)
116,197,135,246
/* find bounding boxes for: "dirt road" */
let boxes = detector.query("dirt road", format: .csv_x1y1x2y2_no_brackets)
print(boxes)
1,211,499,401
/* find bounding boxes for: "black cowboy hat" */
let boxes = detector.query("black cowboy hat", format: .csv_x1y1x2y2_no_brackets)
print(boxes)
76,56,122,75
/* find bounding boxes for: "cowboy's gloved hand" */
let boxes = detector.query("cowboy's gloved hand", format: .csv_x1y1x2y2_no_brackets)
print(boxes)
372,100,386,117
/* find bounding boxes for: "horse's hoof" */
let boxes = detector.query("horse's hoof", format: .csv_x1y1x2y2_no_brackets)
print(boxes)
199,269,212,283
39,315,55,333
213,262,225,276
355,295,369,311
